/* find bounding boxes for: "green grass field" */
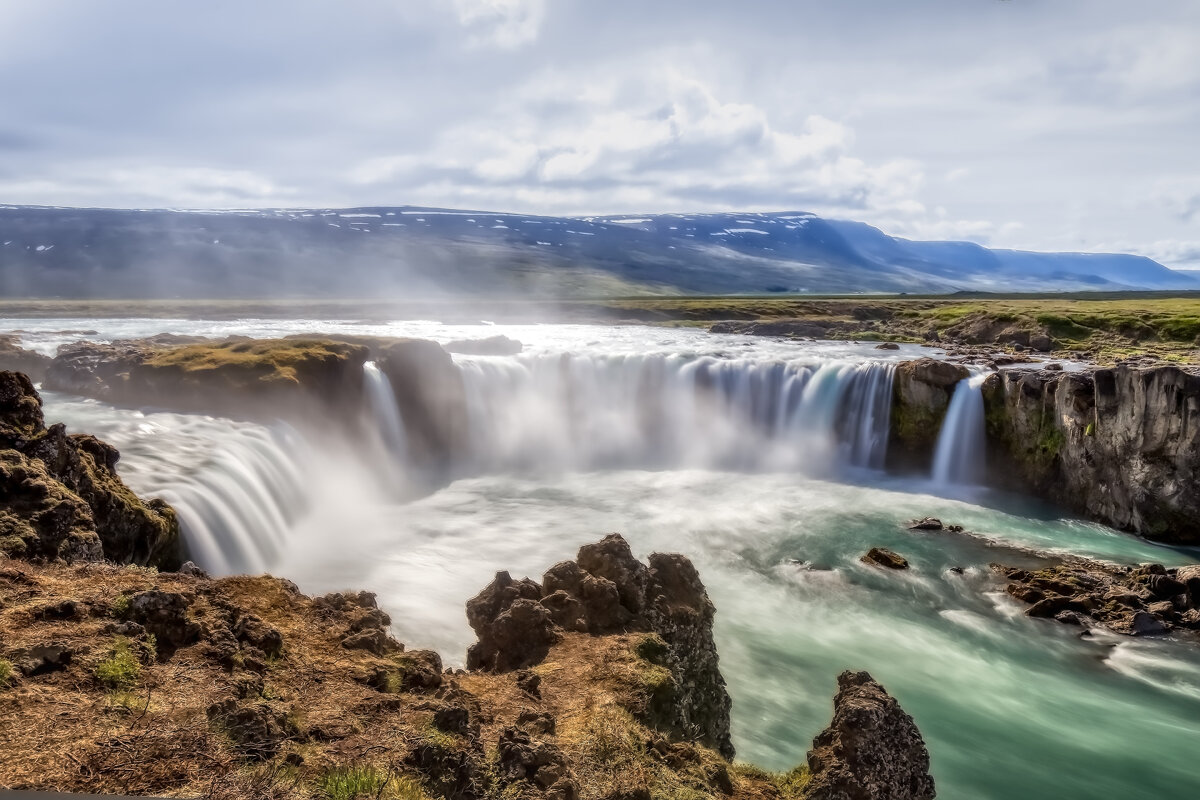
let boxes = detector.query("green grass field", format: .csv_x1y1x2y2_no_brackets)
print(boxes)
3,292,1199,363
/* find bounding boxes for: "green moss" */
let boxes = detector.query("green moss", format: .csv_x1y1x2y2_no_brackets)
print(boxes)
892,401,944,449
634,633,670,665
416,722,463,753
0,658,13,688
95,637,141,691
144,338,362,386
0,533,27,557
110,593,132,619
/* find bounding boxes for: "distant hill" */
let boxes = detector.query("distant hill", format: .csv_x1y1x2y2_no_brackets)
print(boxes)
0,205,1191,298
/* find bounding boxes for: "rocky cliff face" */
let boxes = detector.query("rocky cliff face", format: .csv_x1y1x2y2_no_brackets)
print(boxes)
0,371,181,567
983,365,1200,544
376,338,469,469
889,359,968,466
805,671,935,800
466,533,734,760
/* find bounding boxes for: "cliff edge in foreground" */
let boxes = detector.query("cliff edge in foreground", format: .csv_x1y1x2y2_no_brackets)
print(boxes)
0,370,180,568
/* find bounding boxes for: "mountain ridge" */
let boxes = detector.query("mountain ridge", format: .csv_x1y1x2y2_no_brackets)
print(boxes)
0,204,1191,298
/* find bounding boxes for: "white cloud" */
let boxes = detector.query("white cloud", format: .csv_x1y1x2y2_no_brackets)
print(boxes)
350,69,930,221
451,0,545,48
0,165,294,208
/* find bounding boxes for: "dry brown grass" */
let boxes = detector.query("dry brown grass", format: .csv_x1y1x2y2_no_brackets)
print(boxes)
0,560,797,800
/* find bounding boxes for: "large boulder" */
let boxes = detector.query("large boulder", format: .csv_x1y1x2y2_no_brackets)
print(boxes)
0,371,180,567
805,671,935,800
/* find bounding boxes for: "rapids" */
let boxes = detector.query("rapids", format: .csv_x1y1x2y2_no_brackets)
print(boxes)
16,318,1200,799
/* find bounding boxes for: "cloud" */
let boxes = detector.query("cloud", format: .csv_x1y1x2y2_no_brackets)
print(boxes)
0,165,294,208
451,0,546,48
350,68,927,219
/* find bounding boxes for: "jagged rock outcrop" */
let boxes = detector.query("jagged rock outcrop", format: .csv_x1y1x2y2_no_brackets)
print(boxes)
983,365,1200,544
465,533,734,759
998,559,1200,637
805,671,936,800
0,371,181,567
890,359,968,463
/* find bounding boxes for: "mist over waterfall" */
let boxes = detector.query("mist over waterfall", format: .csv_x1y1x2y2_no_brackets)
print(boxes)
931,374,988,487
453,355,896,474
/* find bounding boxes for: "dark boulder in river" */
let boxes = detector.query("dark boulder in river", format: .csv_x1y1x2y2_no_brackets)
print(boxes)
862,548,910,570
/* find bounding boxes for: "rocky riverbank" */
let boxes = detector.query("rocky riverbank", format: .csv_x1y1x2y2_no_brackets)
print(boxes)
997,558,1200,638
0,541,935,800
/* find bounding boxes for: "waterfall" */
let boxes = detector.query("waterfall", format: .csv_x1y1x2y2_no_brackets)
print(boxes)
153,424,312,575
931,373,988,486
452,354,895,474
363,361,409,462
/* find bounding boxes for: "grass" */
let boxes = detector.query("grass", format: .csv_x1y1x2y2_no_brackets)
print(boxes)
730,763,812,798
143,338,364,386
317,765,428,800
0,659,13,688
94,637,141,691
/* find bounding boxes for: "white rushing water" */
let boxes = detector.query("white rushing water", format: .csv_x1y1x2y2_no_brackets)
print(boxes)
16,318,1200,799
931,373,988,487
455,355,894,474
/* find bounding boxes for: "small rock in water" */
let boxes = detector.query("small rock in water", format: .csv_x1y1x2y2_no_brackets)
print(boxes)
1125,611,1170,637
861,548,910,570
874,342,900,350
908,518,944,531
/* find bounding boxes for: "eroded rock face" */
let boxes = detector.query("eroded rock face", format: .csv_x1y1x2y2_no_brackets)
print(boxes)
805,671,935,800
890,359,969,463
983,365,1200,544
0,371,180,567
376,338,469,469
464,534,734,759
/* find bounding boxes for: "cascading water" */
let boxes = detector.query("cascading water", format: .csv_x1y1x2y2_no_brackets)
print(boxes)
363,360,410,463
153,424,312,575
453,354,895,474
931,373,988,486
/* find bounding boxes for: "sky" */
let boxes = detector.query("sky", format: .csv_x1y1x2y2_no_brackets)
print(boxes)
0,0,1198,267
